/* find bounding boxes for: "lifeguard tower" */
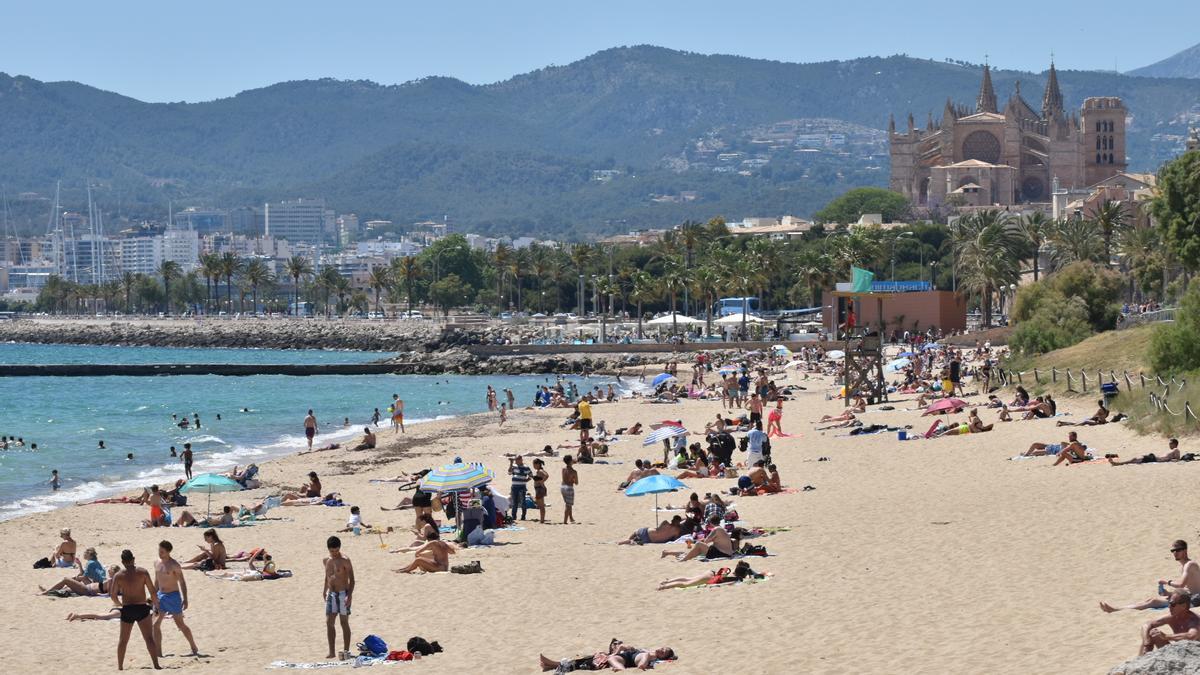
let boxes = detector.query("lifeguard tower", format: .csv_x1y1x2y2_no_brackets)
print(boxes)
830,291,887,406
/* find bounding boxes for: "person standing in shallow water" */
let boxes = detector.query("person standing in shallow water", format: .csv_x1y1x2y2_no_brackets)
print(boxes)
304,409,318,450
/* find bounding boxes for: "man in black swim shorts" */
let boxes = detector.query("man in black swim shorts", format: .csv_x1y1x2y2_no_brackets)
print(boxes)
110,549,160,670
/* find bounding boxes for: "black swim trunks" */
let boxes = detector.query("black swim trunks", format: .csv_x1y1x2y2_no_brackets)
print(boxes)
120,603,152,624
704,547,732,560
580,419,593,431
412,490,432,508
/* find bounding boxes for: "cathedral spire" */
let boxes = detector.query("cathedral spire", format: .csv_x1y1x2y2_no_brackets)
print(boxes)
1042,59,1063,119
976,63,997,114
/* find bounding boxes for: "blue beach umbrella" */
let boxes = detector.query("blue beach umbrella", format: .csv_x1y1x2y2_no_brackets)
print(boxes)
884,358,911,373
642,425,688,446
921,343,942,351
899,351,917,358
179,473,242,517
417,462,495,494
651,373,677,388
625,474,689,522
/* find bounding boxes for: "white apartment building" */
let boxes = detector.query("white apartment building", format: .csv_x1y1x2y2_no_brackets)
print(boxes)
262,198,328,244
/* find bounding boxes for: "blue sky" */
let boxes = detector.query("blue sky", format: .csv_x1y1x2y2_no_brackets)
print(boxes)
1,0,1197,102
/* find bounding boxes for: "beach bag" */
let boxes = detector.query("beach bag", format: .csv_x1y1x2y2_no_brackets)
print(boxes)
358,635,388,657
385,650,414,661
451,560,483,575
33,557,52,569
406,636,443,655
740,543,768,557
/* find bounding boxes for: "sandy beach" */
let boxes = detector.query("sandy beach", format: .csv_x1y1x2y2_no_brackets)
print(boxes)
2,367,1192,674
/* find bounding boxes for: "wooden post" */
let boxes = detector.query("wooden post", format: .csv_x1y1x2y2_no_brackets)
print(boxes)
1081,370,1088,392
1052,367,1057,383
1033,368,1041,384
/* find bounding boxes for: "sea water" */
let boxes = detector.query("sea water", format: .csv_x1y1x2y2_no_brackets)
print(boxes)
0,343,604,520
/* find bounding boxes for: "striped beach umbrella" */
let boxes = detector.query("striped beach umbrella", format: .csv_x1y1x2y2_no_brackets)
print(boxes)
642,425,689,446
417,462,495,494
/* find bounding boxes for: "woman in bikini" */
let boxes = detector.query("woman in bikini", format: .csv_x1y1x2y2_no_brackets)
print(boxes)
766,400,785,437
51,528,78,568
531,458,549,524
181,529,227,570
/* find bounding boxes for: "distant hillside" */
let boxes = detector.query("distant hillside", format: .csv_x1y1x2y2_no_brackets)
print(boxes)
1129,42,1200,79
3,45,1200,237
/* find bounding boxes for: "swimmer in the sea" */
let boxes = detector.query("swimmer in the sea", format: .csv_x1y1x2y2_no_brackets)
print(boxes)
98,441,106,450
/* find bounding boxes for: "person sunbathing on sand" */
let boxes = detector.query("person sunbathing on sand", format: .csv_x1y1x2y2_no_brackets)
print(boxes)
67,608,122,622
180,529,227,571
675,456,713,480
656,560,764,589
1101,540,1200,613
41,565,119,597
619,516,683,545
394,535,457,574
967,409,993,433
618,460,659,489
613,422,643,435
538,646,675,672
1058,400,1110,427
283,472,322,500
659,516,736,562
1019,431,1081,458
50,528,78,568
1021,397,1053,420
1108,439,1183,466
173,505,235,528
818,410,856,424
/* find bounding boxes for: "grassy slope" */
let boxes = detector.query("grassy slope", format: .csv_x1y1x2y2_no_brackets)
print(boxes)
1002,326,1200,436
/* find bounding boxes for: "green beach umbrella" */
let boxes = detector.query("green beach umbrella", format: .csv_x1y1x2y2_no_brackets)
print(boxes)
179,473,242,518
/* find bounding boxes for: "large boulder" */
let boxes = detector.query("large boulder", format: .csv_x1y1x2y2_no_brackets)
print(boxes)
1110,641,1200,674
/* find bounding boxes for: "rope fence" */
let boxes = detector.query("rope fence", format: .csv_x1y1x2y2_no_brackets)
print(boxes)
990,365,1198,429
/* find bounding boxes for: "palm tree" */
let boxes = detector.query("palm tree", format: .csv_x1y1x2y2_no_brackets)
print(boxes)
952,210,1022,326
722,255,761,338
568,243,593,313
629,271,659,339
1118,224,1163,303
659,256,691,335
199,253,222,314
744,237,778,310
243,259,271,315
1017,211,1050,282
1092,199,1127,264
120,271,138,314
333,274,351,317
319,266,342,318
367,265,390,315
677,221,704,313
1047,217,1104,270
219,252,240,312
284,256,313,316
390,256,423,315
158,260,181,314
794,250,831,308
690,265,721,337
493,243,512,311
506,250,526,312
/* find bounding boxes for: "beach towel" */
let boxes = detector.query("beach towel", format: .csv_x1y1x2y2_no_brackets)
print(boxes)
267,660,351,669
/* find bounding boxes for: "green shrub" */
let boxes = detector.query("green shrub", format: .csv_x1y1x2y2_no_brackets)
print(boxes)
1009,294,1093,355
1050,262,1123,331
1148,280,1200,375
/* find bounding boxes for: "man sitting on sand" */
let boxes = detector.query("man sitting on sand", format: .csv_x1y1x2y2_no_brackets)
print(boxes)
1136,591,1200,656
1101,540,1200,613
1058,400,1111,427
1018,431,1084,459
620,516,684,545
1108,439,1183,466
659,515,736,562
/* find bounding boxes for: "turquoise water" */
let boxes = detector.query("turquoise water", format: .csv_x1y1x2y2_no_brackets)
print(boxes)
0,343,595,520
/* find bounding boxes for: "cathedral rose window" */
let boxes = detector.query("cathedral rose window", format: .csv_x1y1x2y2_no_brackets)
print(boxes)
962,130,1001,163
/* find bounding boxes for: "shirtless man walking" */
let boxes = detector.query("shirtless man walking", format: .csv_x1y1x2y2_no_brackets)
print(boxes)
110,549,161,670
304,410,318,450
153,540,199,658
1101,540,1200,612
323,536,355,659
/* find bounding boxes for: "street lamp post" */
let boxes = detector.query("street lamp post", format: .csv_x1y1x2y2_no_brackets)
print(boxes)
891,231,914,282
577,275,584,316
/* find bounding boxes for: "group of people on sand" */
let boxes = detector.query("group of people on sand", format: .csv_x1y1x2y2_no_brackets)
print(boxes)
1100,539,1200,656
45,540,202,670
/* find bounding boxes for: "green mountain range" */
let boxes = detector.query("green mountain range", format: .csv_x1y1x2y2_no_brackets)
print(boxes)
3,45,1199,238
